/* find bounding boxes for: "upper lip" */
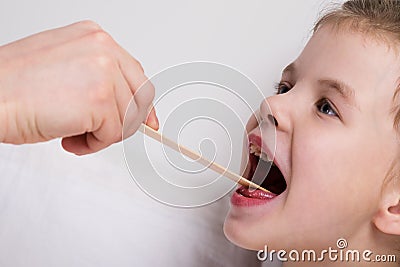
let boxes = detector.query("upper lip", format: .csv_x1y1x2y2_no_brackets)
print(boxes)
247,132,287,184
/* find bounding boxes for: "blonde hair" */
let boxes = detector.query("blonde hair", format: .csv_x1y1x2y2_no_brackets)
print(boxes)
314,0,400,38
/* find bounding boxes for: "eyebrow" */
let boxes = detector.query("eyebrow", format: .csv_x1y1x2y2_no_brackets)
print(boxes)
281,62,357,107
317,79,356,106
282,63,296,76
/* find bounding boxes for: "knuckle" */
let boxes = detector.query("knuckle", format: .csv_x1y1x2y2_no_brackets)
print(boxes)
134,59,144,73
89,81,113,106
92,53,115,71
83,57,117,107
75,20,102,31
90,30,114,47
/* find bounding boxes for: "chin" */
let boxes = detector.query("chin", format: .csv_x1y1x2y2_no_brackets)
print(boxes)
223,214,268,251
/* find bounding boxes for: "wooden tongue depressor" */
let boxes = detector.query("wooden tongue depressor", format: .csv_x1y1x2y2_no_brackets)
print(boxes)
138,123,272,193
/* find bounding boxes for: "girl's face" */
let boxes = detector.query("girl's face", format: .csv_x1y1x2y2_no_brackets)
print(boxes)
224,25,400,251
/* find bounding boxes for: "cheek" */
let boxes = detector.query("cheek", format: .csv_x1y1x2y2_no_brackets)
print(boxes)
287,129,385,226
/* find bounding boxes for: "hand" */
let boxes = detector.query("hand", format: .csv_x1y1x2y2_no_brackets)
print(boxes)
0,20,158,155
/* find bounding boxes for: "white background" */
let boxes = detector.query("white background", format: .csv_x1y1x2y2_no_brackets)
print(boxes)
0,0,334,266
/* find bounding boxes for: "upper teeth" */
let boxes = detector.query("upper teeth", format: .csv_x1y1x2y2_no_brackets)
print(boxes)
249,143,273,162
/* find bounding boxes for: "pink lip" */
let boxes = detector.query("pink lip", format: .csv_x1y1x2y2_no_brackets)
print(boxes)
231,186,277,207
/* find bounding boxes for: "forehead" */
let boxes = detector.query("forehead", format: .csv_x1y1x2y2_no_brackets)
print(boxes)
293,25,400,112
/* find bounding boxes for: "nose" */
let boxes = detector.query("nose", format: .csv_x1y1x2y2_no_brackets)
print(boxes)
259,94,291,132
267,114,278,127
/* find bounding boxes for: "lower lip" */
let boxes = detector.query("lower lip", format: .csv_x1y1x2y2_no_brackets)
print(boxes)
230,186,277,207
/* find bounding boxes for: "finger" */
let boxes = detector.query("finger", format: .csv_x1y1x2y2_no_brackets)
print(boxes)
62,69,149,155
114,70,145,140
62,111,121,155
113,70,135,125
61,133,93,155
62,84,124,155
116,48,156,131
109,41,157,124
114,46,149,93
72,56,145,154
61,130,114,155
122,88,152,139
145,103,159,130
117,59,155,125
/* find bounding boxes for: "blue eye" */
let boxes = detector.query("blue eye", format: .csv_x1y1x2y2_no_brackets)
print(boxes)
316,99,338,117
275,82,291,95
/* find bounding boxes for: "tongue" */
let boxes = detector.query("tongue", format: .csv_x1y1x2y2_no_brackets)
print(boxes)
237,186,277,200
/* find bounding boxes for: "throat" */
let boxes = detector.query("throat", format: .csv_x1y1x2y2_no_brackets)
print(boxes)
247,152,287,195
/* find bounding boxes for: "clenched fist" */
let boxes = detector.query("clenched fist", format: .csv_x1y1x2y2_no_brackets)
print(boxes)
0,21,158,155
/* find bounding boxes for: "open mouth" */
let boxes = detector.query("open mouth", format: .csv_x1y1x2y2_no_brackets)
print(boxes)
236,140,287,200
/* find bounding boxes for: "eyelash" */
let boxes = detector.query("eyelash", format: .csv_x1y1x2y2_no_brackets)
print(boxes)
274,82,290,95
273,82,340,118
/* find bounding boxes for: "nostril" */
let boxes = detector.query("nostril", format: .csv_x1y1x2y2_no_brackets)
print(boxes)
267,114,278,127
